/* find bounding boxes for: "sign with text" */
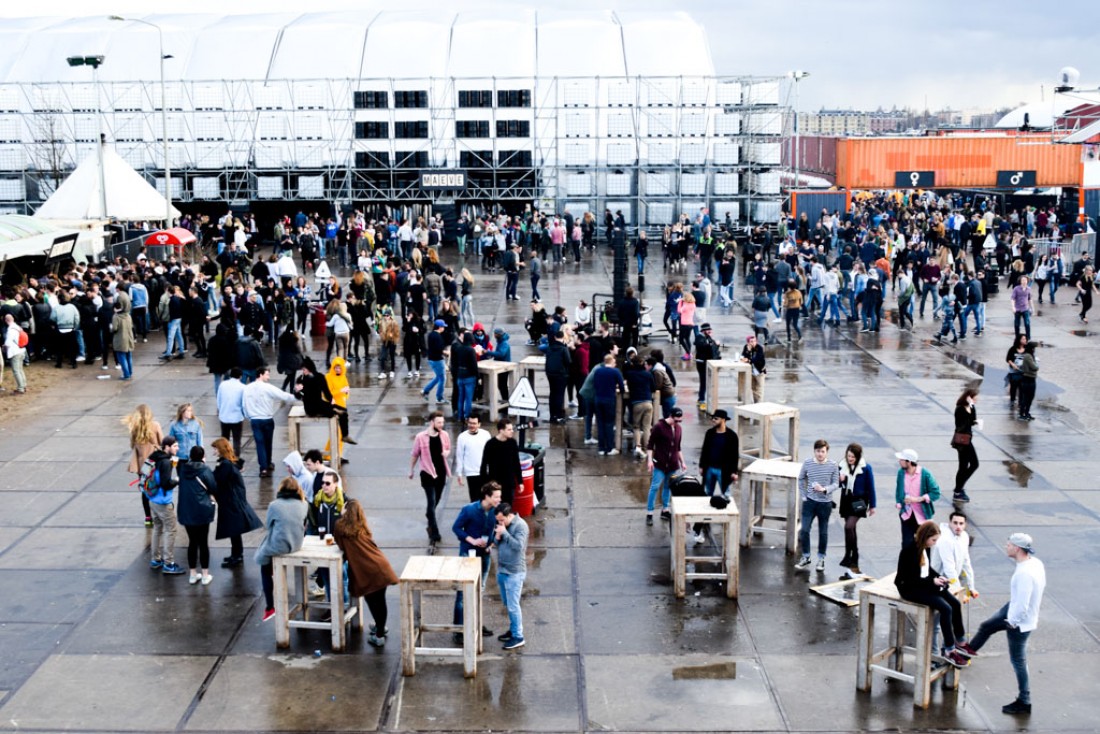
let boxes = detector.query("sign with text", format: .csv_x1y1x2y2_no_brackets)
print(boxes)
894,170,935,188
996,170,1037,188
419,170,468,191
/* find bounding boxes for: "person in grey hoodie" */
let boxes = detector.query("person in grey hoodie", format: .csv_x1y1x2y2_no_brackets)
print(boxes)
51,293,81,368
494,502,529,650
255,478,308,621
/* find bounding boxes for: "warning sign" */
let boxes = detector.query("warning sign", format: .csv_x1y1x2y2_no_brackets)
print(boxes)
507,376,540,417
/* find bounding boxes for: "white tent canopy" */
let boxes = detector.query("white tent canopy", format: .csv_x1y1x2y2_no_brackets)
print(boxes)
33,147,180,222
0,214,79,260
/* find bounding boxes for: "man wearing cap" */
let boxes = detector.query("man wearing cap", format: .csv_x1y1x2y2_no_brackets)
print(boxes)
956,533,1045,716
421,319,449,403
699,409,739,502
693,323,721,408
894,448,941,548
645,407,686,525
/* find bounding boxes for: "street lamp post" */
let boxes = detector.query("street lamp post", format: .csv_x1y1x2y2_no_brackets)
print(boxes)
788,70,810,193
109,16,173,225
67,55,108,221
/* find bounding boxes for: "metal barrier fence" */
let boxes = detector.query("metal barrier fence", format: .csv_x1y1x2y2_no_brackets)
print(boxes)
1028,233,1095,261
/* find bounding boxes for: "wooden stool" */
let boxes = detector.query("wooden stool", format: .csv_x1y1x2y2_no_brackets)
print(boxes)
519,355,545,395
739,459,802,554
272,536,364,652
856,573,961,708
288,405,342,460
400,555,483,678
734,402,799,463
705,359,753,414
669,496,741,599
475,360,519,420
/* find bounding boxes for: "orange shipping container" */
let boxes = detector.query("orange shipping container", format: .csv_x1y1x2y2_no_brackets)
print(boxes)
835,136,1082,190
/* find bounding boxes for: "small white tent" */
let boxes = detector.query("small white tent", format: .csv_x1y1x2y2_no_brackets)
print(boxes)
34,147,180,222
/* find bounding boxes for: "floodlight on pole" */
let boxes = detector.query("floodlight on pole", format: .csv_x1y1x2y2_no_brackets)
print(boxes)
787,71,810,193
110,15,173,225
68,55,109,220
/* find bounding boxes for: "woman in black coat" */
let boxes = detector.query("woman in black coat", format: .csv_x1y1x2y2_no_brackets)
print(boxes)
951,388,979,504
894,520,970,668
177,446,218,584
211,437,262,568
276,329,304,392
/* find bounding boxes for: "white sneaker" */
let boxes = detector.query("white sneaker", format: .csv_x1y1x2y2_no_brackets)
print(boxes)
114,365,122,370
633,447,645,459
568,400,578,407
388,371,395,378
693,531,707,545
773,318,783,324
584,438,598,445
201,574,213,586
414,371,420,378
598,450,607,456
76,355,86,362
377,372,387,379
816,558,826,572
795,556,812,569
607,449,620,456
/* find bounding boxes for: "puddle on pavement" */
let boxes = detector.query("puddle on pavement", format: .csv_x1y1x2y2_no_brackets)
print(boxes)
1070,330,1096,337
672,661,737,680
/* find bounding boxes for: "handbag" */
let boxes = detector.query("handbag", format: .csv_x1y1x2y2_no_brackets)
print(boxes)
849,498,868,517
951,431,972,447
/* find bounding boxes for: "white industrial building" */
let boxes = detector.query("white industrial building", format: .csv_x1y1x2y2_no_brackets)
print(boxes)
0,10,790,225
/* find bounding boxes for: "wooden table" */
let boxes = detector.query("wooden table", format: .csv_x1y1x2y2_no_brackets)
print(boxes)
734,402,799,463
400,555,483,678
519,355,545,395
739,459,802,554
669,496,741,599
288,405,342,461
272,535,363,652
857,572,961,708
474,360,519,420
705,359,753,414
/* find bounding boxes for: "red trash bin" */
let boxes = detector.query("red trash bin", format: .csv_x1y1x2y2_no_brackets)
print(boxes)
310,305,327,335
514,453,536,517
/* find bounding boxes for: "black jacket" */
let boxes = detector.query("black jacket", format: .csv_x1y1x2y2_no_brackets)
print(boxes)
177,460,217,526
212,458,263,540
894,544,941,599
235,335,265,371
297,372,335,416
544,339,571,377
700,426,740,485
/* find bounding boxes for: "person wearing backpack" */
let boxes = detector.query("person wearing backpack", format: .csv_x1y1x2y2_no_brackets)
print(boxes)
145,436,186,575
2,313,27,393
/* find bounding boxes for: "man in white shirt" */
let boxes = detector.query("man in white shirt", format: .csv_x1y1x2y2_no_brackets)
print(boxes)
243,366,298,477
217,367,247,460
932,511,978,598
956,532,1046,716
454,414,493,503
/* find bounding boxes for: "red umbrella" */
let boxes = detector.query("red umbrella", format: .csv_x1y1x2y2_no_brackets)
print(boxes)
143,227,197,248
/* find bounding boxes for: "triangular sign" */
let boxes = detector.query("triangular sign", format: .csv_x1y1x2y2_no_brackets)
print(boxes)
507,376,540,411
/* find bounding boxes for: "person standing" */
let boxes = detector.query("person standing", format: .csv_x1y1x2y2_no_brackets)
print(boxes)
693,323,721,408
451,482,502,640
124,404,164,527
1017,343,1039,421
333,498,400,647
254,478,308,622
932,510,979,602
2,313,27,393
409,411,451,546
211,437,263,568
243,367,298,478
645,407,685,525
451,332,479,423
1011,275,1033,341
699,408,739,500
145,436,186,575
617,286,641,351
894,520,971,668
480,418,523,505
110,293,135,381
956,532,1046,715
783,279,803,342
168,403,204,460
216,367,247,460
795,439,840,572
177,445,217,586
740,333,767,403
952,389,980,503
544,328,572,424
838,442,875,577
495,502,530,650
624,353,656,459
455,414,493,502
894,448,941,548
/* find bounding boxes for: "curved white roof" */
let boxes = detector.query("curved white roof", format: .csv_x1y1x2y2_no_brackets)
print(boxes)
995,100,1079,129
0,10,715,84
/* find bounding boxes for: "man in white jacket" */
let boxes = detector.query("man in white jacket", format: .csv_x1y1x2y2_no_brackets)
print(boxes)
932,510,978,599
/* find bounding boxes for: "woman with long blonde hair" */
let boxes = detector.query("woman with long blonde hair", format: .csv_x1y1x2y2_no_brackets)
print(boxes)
168,403,204,459
459,267,475,327
123,404,163,527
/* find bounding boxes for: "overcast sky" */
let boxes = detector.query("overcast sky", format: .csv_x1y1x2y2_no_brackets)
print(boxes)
5,0,1096,112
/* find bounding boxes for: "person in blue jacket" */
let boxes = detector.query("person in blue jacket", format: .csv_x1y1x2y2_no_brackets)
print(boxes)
451,481,502,639
838,442,876,577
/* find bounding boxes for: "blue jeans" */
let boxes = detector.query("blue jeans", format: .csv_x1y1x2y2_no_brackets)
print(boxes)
117,351,133,379
807,287,823,314
250,418,275,470
530,274,541,301
919,283,940,315
961,304,979,335
1049,278,1059,302
647,467,673,512
703,467,729,497
660,395,676,419
453,552,492,624
498,570,526,639
595,399,616,453
1013,310,1031,339
799,499,832,558
164,318,184,355
969,602,1032,704
505,272,519,299
636,254,646,274
457,376,477,422
460,295,475,327
423,359,446,400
